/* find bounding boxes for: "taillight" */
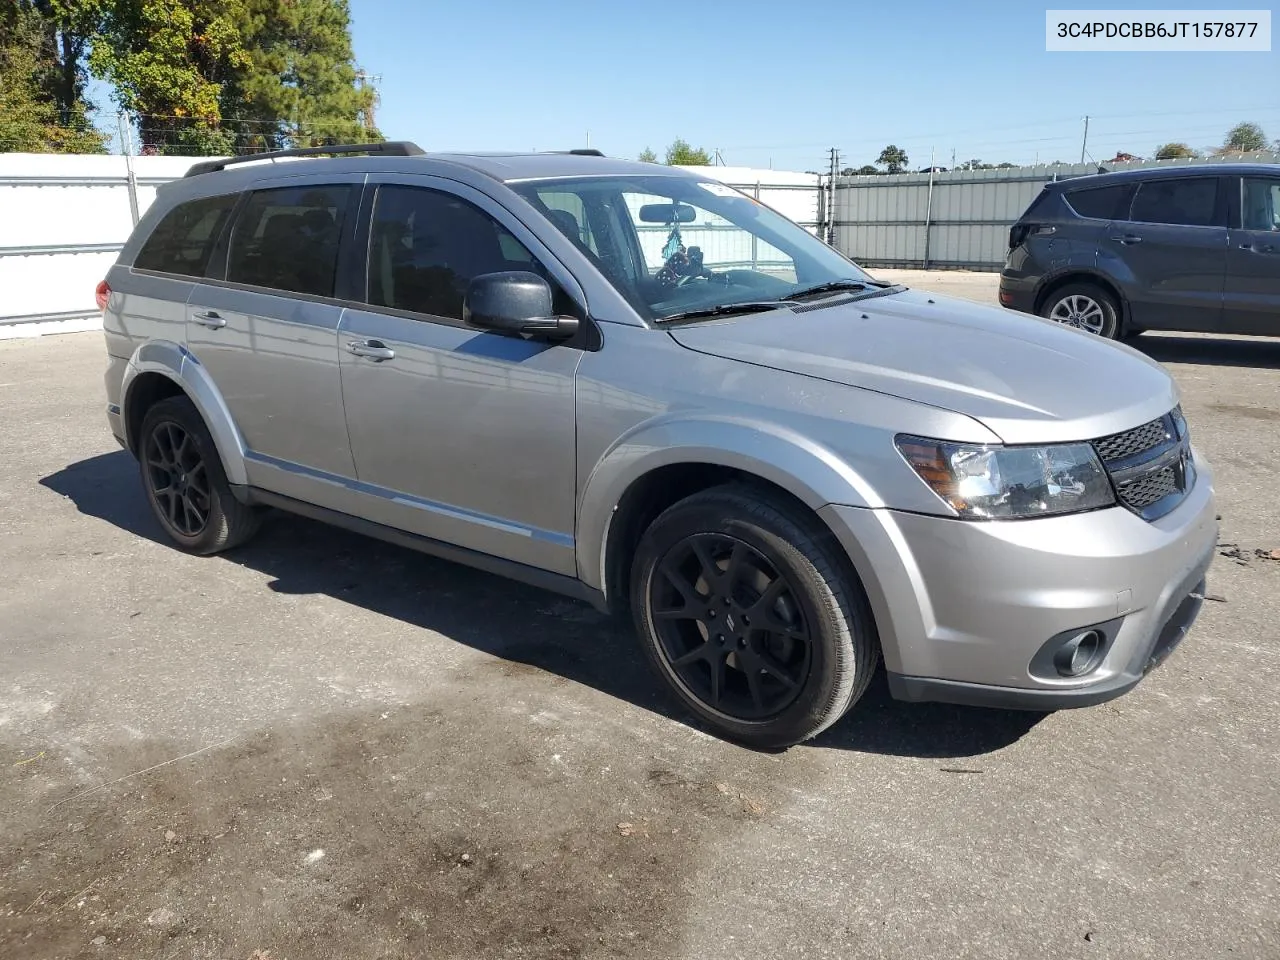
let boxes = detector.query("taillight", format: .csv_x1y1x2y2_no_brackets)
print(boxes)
1008,224,1032,249
95,279,111,312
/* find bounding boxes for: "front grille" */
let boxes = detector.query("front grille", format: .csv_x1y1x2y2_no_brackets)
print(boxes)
1115,465,1180,509
1093,415,1171,463
1091,407,1191,520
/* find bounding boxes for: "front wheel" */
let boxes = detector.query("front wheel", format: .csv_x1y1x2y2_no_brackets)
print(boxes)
630,485,878,748
1040,282,1121,338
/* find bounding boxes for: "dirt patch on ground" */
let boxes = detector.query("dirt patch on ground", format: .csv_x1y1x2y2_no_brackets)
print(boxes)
1,690,790,960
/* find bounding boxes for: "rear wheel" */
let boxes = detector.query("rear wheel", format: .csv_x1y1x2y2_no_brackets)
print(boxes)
138,395,260,555
1040,282,1120,338
630,485,877,748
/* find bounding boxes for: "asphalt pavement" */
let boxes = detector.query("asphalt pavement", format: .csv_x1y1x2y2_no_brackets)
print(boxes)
2,276,1278,959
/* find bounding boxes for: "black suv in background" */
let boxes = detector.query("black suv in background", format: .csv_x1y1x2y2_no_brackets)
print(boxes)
999,164,1280,339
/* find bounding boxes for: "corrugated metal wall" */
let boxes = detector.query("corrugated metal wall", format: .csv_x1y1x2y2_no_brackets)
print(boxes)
831,153,1280,271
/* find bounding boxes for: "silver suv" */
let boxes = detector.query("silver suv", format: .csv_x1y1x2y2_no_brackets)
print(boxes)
100,142,1217,748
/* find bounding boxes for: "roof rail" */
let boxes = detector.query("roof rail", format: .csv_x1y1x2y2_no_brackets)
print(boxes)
183,140,425,178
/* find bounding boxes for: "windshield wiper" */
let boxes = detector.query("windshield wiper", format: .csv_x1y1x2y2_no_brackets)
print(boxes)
782,279,893,301
655,301,790,324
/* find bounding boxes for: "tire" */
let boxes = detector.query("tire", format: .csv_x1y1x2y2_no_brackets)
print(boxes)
138,395,260,555
630,484,878,749
1039,282,1121,339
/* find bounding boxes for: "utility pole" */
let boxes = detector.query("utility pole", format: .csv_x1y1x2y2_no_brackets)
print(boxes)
950,147,956,170
118,111,139,226
1080,115,1090,164
923,147,936,269
826,147,840,246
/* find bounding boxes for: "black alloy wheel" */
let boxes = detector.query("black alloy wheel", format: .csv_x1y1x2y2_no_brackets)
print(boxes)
648,533,812,721
144,419,211,537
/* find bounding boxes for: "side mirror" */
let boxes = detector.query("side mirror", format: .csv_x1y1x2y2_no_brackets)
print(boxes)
463,271,579,341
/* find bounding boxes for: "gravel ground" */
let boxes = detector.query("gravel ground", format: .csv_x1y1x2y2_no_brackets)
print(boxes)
2,297,1278,959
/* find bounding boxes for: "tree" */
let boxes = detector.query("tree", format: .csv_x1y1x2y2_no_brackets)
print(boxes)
227,0,379,151
1223,121,1267,153
876,144,908,173
664,138,712,165
854,164,878,175
90,0,251,153
0,2,105,152
637,146,657,163
90,0,379,155
1154,142,1196,160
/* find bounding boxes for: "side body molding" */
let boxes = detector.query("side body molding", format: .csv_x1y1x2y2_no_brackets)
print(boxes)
120,339,250,487
576,414,885,596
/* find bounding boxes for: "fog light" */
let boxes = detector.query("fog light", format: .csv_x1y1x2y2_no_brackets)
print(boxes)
1053,630,1104,677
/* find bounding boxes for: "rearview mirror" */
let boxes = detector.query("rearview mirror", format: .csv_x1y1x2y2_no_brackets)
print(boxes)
463,272,579,341
638,203,697,223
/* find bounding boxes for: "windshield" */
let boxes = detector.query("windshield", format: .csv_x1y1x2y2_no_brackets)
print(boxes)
510,176,877,322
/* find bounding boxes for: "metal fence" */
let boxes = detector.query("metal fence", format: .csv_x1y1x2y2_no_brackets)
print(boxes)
827,152,1280,272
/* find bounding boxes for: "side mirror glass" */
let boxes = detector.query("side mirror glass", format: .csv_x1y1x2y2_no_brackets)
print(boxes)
463,271,579,341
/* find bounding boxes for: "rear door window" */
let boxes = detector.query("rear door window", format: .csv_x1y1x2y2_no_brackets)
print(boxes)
1064,184,1131,220
134,194,237,277
1127,178,1220,227
225,185,352,296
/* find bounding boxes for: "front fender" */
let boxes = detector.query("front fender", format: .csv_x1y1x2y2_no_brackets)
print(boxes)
576,414,884,592
121,340,249,487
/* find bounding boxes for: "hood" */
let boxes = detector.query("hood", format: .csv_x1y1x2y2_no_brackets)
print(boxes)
667,289,1178,445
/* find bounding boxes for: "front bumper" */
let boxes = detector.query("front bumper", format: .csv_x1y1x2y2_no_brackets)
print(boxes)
819,456,1217,709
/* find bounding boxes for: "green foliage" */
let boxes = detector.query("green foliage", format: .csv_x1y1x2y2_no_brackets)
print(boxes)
876,144,908,173
854,164,878,176
1154,142,1197,160
229,0,379,151
0,2,106,152
89,0,251,152
664,138,712,165
637,146,657,163
89,0,378,155
1222,121,1267,153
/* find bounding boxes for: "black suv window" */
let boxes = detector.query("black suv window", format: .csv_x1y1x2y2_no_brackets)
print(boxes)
1064,184,1130,220
1127,178,1220,227
367,185,549,320
1242,178,1280,232
226,185,351,296
134,194,236,277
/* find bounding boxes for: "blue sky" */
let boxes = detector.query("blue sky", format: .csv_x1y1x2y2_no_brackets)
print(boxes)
345,0,1278,171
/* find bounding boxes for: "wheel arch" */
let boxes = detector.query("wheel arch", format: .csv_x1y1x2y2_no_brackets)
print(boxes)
1033,270,1130,330
579,417,883,613
121,340,249,486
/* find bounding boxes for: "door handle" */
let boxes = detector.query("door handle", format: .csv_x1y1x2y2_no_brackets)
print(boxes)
1109,235,1143,245
347,339,396,361
1240,242,1277,253
192,310,226,329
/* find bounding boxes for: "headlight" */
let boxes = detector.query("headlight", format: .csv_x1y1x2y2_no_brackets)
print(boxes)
895,435,1115,519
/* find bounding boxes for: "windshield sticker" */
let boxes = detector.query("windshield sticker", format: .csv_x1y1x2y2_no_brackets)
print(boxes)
698,181,744,199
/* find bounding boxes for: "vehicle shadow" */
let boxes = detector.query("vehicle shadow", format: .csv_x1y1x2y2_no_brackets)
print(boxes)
41,450,1043,759
1133,333,1280,370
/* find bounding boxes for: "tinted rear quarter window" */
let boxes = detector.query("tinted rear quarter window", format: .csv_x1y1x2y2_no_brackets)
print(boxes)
1064,184,1131,220
225,185,351,296
1019,188,1058,221
134,194,237,277
1128,178,1220,227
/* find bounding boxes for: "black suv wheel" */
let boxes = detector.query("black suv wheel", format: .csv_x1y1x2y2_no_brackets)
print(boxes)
630,484,878,748
138,395,260,554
